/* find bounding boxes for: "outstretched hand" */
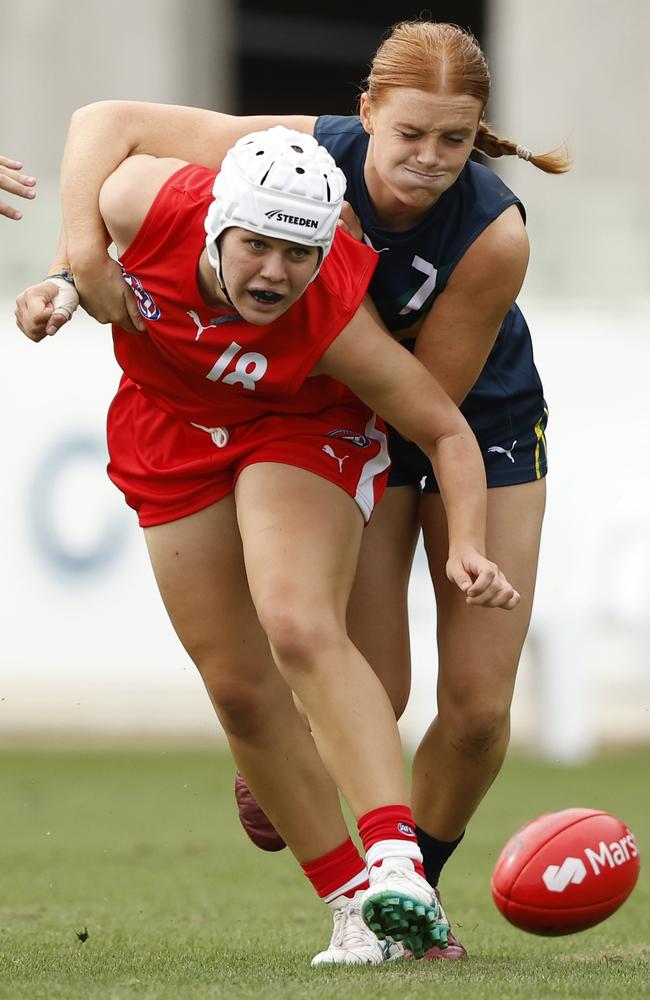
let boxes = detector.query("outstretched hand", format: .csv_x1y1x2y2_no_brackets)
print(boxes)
0,156,36,220
15,280,80,342
446,548,520,610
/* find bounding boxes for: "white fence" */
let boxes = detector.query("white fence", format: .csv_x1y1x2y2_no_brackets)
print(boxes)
3,300,649,757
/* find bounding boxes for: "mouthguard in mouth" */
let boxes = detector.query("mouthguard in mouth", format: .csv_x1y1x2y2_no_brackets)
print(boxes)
250,289,283,304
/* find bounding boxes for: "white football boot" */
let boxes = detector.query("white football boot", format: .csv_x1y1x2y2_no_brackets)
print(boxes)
311,891,404,966
360,858,449,959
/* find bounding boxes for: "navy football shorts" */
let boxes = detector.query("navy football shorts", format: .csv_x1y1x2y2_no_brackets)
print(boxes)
387,403,548,492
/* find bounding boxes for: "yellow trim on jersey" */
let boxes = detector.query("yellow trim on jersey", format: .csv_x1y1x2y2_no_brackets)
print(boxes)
533,408,548,479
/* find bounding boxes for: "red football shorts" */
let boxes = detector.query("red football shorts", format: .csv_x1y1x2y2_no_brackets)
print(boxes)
106,378,390,527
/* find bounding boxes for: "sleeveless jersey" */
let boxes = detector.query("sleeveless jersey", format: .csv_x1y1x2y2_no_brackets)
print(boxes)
314,115,545,439
114,162,378,428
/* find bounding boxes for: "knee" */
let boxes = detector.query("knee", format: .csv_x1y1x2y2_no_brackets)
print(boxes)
256,598,343,671
441,699,511,759
202,671,269,740
184,641,268,737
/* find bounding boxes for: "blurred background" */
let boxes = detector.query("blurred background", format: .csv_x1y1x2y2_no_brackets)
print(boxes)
1,0,649,760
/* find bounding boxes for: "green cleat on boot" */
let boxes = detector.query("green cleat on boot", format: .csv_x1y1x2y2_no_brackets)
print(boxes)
360,859,449,959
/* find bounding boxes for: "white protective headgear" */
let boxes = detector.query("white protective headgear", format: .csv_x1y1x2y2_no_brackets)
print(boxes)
205,126,346,286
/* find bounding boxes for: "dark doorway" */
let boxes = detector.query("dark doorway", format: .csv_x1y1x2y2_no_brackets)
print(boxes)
235,3,485,115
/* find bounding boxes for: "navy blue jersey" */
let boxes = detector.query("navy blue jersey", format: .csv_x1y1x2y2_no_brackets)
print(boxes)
314,115,548,481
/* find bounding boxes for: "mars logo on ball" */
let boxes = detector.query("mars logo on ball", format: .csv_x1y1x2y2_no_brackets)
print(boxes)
542,830,639,893
584,830,639,873
542,857,587,893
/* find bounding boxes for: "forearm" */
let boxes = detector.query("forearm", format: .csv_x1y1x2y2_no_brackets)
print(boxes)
427,431,487,554
57,104,161,330
363,353,488,553
60,103,131,276
49,209,113,319
48,227,70,274
361,379,488,554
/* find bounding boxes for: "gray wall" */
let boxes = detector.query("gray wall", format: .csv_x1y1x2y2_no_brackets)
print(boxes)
0,0,234,295
3,3,648,751
488,0,650,303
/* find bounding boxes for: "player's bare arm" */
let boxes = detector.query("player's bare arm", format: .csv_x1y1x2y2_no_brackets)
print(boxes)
71,100,317,170
99,154,189,255
59,102,316,328
316,299,519,610
63,102,316,257
413,204,530,405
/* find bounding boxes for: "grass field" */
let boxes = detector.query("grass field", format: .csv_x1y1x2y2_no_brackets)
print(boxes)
1,746,648,999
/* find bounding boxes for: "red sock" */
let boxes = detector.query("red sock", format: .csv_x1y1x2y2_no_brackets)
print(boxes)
358,804,425,878
301,837,369,904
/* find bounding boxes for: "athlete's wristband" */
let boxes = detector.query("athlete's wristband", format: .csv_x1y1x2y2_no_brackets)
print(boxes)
46,269,76,287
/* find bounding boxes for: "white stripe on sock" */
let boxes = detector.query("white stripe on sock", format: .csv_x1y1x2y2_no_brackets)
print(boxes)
323,867,370,905
366,839,423,871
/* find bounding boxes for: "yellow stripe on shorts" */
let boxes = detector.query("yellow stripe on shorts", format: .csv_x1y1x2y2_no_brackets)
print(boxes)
533,408,548,479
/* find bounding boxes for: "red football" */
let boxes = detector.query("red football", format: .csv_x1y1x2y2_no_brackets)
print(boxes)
491,808,640,935
234,771,286,852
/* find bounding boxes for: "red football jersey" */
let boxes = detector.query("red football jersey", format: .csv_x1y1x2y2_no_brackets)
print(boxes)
113,163,378,426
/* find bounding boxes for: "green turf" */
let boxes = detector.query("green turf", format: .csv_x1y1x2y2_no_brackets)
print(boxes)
0,747,648,999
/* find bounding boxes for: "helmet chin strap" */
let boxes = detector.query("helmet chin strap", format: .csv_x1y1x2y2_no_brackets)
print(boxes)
214,235,235,306
217,267,234,307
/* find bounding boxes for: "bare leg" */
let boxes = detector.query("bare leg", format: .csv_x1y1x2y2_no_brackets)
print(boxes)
144,496,348,862
346,486,421,718
234,466,452,958
235,463,411,817
412,479,546,838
